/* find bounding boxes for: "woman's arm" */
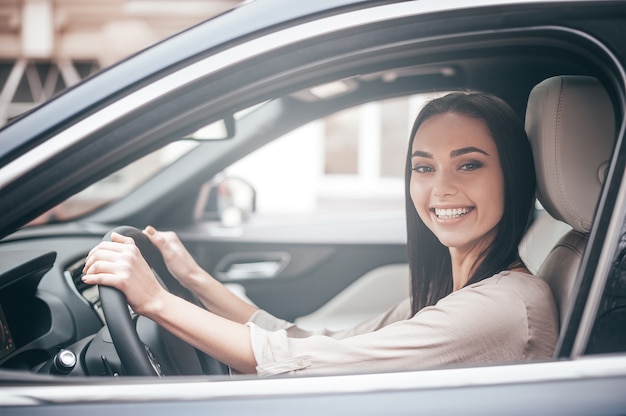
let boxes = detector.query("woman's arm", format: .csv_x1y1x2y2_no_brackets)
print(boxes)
82,232,257,373
142,290,257,373
143,226,258,324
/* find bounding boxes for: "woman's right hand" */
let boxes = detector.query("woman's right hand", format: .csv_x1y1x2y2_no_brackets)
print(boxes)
143,225,212,291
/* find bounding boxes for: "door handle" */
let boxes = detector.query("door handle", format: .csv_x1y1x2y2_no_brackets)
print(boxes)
216,252,290,281
220,260,283,280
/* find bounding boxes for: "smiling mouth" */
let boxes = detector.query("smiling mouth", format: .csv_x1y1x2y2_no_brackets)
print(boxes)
433,207,473,219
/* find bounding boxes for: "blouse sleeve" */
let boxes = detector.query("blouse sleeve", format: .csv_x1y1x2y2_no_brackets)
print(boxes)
246,273,558,377
247,298,412,339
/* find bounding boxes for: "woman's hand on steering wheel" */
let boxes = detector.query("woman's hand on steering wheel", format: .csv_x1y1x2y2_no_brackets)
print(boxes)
143,226,211,292
82,231,169,317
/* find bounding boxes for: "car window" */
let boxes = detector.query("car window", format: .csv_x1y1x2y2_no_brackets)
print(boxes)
27,140,199,225
25,102,269,227
217,93,446,221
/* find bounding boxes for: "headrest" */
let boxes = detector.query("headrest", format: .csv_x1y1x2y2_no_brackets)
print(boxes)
525,76,615,233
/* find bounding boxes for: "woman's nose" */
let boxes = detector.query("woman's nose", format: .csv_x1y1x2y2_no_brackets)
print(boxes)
432,171,458,197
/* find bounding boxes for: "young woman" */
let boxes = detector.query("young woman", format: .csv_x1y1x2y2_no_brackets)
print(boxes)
82,92,558,376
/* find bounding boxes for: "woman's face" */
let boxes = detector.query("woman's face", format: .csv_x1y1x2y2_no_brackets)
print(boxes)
409,112,505,255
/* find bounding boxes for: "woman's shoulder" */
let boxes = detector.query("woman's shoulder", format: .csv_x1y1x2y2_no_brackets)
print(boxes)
428,270,558,361
419,270,555,338
435,270,557,334
463,270,556,313
471,270,547,289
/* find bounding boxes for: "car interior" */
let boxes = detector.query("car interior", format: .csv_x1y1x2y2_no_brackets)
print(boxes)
0,9,625,379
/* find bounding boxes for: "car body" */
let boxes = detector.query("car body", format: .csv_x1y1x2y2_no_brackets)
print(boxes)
0,0,626,414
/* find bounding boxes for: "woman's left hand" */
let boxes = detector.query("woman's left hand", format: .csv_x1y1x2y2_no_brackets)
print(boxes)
82,232,168,317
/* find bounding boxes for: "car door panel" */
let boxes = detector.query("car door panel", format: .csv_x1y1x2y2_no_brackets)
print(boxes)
179,236,407,322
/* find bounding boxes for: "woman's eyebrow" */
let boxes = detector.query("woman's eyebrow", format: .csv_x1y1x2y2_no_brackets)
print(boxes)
411,147,489,158
450,146,489,157
411,150,432,158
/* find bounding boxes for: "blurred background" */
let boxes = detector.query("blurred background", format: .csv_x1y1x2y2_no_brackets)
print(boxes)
0,0,241,125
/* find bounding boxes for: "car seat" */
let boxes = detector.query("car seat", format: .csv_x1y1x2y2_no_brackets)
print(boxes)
522,75,615,339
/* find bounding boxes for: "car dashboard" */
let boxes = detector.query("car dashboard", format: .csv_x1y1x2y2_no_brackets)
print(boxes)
0,227,107,375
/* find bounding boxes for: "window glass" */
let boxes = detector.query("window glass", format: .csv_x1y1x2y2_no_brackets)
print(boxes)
26,101,269,226
380,98,409,178
27,140,198,225
224,93,448,218
324,106,359,175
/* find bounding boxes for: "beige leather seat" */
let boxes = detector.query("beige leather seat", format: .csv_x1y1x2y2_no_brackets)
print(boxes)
523,75,615,328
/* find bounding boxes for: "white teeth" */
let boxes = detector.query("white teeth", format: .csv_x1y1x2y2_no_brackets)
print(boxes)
434,208,471,219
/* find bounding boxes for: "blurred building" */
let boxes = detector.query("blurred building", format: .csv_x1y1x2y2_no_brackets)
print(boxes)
0,0,240,125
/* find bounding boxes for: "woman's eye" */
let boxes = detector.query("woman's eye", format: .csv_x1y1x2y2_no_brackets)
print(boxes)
412,165,433,173
460,161,483,171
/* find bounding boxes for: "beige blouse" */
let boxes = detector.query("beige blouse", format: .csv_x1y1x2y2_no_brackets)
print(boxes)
246,271,559,377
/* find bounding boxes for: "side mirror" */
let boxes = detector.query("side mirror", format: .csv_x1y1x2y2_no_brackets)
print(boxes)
195,176,256,227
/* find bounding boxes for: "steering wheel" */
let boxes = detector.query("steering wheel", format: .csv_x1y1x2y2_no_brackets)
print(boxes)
97,226,223,376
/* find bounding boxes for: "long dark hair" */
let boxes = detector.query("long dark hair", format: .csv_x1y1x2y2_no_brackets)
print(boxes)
405,92,536,315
